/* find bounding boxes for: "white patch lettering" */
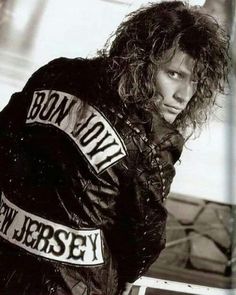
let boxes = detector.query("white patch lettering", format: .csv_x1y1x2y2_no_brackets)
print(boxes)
26,90,127,174
0,193,104,266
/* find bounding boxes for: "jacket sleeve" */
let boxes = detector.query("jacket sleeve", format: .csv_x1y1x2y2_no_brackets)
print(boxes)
113,129,184,284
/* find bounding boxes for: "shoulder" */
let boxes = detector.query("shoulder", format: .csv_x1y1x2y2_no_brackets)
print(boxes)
24,57,105,103
127,109,184,165
149,111,184,163
111,108,184,180
23,57,87,90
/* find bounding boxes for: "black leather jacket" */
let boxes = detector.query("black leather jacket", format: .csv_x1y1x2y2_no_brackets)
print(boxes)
0,58,184,295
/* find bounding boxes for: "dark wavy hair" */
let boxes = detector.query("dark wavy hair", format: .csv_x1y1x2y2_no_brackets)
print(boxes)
101,1,230,135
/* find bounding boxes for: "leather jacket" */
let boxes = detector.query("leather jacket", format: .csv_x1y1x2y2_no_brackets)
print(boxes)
0,57,184,295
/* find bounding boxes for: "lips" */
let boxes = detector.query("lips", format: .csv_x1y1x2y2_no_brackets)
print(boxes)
164,104,182,114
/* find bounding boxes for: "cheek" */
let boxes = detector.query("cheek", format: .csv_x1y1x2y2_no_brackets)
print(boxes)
155,73,175,102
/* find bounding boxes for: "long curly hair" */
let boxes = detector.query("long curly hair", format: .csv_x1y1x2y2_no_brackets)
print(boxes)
101,1,230,135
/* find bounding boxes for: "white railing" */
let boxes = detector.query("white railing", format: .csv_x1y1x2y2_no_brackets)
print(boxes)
133,276,236,295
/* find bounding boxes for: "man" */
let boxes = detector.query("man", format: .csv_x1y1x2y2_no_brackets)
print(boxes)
0,1,229,294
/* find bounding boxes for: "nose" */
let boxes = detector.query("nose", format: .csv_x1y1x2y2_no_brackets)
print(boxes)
174,82,195,105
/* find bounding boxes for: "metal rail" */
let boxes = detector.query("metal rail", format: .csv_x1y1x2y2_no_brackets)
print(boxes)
133,276,236,295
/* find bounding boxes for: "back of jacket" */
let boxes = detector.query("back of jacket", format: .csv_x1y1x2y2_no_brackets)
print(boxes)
0,57,184,295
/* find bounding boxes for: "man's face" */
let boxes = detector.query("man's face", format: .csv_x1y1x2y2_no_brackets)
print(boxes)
156,49,197,124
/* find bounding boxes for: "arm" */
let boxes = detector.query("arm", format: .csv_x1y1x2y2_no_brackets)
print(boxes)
113,125,184,286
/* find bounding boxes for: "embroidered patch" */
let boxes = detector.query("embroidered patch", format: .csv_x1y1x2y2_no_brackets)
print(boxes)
0,193,104,266
26,90,127,174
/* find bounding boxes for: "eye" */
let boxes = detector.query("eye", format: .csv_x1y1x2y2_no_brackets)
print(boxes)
168,71,182,80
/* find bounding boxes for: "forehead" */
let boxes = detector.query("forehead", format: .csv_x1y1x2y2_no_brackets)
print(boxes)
161,49,195,74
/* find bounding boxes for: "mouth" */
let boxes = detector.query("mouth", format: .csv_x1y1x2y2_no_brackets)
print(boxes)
164,104,182,114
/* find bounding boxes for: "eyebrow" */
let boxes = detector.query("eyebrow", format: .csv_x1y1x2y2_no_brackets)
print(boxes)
169,55,194,76
167,66,192,76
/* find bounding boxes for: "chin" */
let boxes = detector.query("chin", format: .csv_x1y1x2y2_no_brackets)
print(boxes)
163,115,176,124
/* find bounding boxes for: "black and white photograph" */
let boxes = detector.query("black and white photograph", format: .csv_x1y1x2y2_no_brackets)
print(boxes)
0,1,235,294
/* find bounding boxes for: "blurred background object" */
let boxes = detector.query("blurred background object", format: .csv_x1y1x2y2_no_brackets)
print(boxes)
204,0,232,30
148,193,234,290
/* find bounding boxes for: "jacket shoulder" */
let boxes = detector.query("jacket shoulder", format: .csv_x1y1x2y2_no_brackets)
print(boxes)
23,57,84,89
118,110,184,169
